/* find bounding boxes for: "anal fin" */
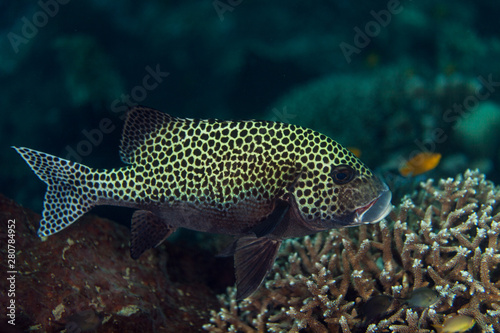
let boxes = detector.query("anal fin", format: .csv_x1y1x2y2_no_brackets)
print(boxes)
234,236,282,300
130,210,176,259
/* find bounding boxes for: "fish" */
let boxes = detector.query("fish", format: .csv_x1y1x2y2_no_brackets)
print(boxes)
399,152,441,177
13,106,392,299
346,147,362,158
405,287,440,308
362,294,394,323
433,315,476,333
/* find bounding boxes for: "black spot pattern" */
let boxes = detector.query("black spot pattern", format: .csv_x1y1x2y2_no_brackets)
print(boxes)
114,107,376,223
12,147,97,236
119,117,299,210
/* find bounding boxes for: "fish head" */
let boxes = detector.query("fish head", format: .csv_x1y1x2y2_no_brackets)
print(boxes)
291,141,392,232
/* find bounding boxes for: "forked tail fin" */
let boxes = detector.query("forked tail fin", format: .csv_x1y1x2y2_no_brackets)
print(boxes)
13,146,97,237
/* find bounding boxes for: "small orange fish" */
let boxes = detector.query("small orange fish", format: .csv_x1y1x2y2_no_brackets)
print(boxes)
433,315,475,333
399,152,441,177
365,52,380,68
347,147,362,158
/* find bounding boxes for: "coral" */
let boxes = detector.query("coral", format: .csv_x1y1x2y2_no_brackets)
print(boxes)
0,193,228,333
204,169,500,332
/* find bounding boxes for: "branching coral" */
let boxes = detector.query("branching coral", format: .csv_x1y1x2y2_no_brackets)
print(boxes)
203,170,500,332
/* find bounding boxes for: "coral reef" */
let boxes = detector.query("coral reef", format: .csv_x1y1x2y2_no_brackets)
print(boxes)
3,2,500,331
0,193,231,333
204,169,500,332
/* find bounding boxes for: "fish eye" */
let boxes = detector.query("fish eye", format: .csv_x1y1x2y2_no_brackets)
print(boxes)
330,165,355,184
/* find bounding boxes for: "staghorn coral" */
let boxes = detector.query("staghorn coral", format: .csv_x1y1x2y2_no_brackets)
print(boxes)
204,169,500,332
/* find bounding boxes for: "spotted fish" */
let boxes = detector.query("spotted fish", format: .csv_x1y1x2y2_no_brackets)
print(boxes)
13,106,392,299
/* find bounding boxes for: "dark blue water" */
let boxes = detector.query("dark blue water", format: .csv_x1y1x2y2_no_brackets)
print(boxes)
2,0,500,219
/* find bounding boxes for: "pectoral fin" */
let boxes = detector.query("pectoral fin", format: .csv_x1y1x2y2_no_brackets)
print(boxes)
234,236,282,300
217,200,289,258
130,210,176,259
250,199,290,238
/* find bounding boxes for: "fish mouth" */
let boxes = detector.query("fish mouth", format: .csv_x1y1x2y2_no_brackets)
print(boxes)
354,187,392,224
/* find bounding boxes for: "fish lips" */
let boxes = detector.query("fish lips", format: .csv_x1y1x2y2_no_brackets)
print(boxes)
354,186,392,225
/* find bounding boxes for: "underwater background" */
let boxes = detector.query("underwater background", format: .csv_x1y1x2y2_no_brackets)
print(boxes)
3,0,500,211
1,0,500,332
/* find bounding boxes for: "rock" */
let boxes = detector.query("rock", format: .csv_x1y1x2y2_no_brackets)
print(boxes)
0,194,228,332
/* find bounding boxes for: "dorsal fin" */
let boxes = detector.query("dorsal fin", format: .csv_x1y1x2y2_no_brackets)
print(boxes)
119,106,173,164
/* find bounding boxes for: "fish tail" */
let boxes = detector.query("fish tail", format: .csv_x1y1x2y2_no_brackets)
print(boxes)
13,146,98,237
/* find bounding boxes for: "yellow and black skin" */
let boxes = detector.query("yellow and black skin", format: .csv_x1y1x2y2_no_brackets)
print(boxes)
13,106,391,299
